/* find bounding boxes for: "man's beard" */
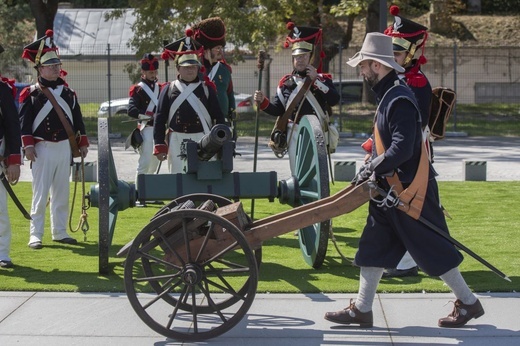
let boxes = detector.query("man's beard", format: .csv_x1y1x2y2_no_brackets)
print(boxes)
364,72,379,87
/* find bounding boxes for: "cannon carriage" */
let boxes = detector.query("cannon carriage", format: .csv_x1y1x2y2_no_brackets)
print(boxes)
88,116,371,341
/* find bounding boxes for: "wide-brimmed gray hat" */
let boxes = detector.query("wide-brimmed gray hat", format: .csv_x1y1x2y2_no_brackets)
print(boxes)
347,32,405,73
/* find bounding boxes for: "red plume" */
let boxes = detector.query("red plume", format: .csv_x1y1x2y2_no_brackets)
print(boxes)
286,22,295,31
45,29,54,38
161,51,170,60
185,28,193,37
389,5,400,16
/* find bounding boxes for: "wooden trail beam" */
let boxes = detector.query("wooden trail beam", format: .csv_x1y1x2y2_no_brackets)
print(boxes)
242,181,373,247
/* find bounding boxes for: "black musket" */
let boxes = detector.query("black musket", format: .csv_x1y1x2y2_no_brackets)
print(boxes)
1,172,32,220
369,181,511,282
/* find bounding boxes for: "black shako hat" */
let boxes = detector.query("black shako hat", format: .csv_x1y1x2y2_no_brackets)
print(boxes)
22,29,61,66
162,29,204,66
141,53,159,71
384,5,428,53
283,22,324,72
284,22,322,56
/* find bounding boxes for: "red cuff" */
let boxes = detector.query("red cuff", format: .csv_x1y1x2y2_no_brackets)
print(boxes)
22,135,35,148
361,138,373,153
7,154,22,166
259,97,270,110
78,135,89,147
153,144,168,155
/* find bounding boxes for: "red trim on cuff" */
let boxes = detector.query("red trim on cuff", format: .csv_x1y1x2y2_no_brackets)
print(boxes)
153,144,168,155
22,135,35,148
259,97,270,110
78,135,89,147
7,154,22,166
361,138,373,153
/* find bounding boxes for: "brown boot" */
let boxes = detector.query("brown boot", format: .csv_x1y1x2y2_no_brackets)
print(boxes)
438,299,485,328
324,299,373,327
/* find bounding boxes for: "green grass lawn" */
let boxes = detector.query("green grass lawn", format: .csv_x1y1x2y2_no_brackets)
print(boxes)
2,181,519,294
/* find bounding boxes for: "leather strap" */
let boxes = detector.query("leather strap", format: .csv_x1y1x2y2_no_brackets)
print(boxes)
272,76,313,133
374,124,429,220
39,85,81,158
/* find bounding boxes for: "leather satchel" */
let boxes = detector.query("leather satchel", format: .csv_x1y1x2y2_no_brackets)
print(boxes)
429,87,456,141
39,85,82,158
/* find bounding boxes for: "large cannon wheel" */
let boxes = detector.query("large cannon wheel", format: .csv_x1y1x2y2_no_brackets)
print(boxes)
124,207,258,341
96,118,135,274
293,115,330,269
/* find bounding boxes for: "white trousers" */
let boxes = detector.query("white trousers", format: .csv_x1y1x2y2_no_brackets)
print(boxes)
135,126,160,189
29,140,72,244
167,132,205,174
396,251,418,270
0,182,12,261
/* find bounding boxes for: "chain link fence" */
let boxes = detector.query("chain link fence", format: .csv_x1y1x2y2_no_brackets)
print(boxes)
3,43,519,116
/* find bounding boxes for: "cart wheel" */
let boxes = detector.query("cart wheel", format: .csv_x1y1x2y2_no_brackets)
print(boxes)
294,115,330,269
124,208,258,341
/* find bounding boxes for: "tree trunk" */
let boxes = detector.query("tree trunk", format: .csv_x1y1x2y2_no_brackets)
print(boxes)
362,0,380,104
29,0,59,38
429,0,452,35
366,0,380,34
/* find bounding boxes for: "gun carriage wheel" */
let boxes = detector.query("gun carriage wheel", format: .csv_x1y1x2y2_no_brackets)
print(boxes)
279,115,330,268
124,203,258,342
94,118,135,274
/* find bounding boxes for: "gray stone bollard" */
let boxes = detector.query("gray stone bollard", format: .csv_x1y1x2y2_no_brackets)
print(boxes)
71,161,98,182
463,160,486,181
334,161,356,182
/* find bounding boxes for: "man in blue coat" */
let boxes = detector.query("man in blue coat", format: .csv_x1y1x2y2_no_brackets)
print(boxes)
324,32,484,329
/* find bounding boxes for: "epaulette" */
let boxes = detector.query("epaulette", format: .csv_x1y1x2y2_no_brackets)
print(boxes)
0,76,16,98
18,86,33,104
278,74,293,88
129,84,138,97
159,82,168,91
219,60,232,73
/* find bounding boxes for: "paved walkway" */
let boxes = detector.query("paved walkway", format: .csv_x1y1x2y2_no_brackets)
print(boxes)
0,292,519,345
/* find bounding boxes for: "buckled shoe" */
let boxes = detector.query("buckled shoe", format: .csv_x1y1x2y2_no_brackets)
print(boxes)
29,241,43,250
0,260,14,268
324,299,373,327
438,299,484,328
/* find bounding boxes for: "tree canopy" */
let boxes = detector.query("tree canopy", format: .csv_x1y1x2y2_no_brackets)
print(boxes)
108,0,370,71
0,1,34,79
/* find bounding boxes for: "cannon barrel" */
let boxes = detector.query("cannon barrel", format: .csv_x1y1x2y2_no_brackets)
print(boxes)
197,124,232,161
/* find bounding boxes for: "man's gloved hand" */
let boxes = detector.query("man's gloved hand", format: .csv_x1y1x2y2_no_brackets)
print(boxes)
352,163,373,185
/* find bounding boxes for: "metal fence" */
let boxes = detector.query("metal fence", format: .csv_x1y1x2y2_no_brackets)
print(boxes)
3,43,520,113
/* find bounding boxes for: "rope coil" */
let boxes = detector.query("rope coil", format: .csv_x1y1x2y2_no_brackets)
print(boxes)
69,157,90,241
